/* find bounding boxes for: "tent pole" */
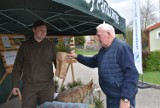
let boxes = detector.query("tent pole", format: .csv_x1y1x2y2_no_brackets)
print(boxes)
141,74,144,86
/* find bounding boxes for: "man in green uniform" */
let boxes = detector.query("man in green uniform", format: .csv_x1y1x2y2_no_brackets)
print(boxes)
12,20,56,108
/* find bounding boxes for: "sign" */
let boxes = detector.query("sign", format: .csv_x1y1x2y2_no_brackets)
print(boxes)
133,0,143,74
1,36,11,48
4,51,17,65
52,0,126,34
86,0,120,25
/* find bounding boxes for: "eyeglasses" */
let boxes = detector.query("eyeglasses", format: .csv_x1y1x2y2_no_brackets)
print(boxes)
96,34,102,38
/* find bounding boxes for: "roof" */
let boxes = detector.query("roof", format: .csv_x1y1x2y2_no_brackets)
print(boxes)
0,0,126,37
145,22,160,32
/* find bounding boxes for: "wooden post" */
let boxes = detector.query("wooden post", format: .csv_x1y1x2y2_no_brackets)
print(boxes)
60,59,76,87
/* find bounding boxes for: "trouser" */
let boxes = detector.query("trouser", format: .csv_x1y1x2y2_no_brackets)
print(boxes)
106,96,135,108
22,82,54,108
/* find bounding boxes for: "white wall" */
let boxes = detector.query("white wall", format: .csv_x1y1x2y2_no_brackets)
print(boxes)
149,27,160,51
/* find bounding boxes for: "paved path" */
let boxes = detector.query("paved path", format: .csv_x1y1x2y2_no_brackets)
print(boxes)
59,62,160,108
136,88,160,108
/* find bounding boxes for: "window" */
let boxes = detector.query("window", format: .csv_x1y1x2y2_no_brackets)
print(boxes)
157,31,160,39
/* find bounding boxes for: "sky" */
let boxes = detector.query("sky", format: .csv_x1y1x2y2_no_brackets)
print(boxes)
107,0,160,24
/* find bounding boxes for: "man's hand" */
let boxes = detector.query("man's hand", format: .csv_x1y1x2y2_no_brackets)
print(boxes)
12,88,22,100
68,50,78,58
12,88,20,95
120,99,131,108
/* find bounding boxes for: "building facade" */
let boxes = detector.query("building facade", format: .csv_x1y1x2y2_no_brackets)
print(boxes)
145,22,160,52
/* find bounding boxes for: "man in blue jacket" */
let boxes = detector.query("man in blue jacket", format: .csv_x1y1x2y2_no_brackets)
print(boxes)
69,23,139,108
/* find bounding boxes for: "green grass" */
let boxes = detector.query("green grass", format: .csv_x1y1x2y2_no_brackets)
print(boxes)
139,71,160,85
75,49,98,55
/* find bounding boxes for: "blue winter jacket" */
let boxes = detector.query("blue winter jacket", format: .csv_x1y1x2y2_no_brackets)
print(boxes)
77,38,139,100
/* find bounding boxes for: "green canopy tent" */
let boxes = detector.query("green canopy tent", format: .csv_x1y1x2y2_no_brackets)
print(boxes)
0,0,126,37
52,0,126,36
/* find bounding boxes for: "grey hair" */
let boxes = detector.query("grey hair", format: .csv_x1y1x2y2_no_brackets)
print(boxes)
96,23,115,37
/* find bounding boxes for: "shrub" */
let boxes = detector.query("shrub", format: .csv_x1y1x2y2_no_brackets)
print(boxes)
75,36,85,48
94,96,104,108
66,79,83,89
56,37,71,52
59,79,83,92
60,85,66,92
142,51,150,71
145,51,160,71
54,78,59,93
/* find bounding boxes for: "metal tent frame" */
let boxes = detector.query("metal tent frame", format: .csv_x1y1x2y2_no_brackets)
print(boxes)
0,0,126,37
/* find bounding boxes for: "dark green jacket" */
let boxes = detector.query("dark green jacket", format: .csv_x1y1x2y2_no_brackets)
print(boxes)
12,38,56,88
